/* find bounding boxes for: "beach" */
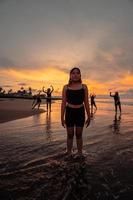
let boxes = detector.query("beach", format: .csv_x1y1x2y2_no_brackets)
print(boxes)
0,98,133,200
0,98,45,123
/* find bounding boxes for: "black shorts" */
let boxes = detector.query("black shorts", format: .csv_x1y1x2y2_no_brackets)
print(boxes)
37,100,41,103
115,101,121,106
65,106,85,127
46,98,51,103
91,101,96,106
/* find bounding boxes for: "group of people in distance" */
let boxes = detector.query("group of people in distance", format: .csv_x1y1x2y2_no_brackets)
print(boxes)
61,67,122,159
90,91,122,114
32,85,54,111
32,67,122,159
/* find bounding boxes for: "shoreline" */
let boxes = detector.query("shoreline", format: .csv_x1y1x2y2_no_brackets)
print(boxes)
0,96,62,100
0,98,45,123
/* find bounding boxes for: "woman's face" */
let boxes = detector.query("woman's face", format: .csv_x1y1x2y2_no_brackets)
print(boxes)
70,69,81,82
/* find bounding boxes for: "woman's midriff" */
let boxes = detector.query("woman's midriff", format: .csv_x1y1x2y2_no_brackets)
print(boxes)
67,103,84,108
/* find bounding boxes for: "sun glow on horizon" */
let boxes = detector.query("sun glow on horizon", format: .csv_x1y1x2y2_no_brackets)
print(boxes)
0,67,133,95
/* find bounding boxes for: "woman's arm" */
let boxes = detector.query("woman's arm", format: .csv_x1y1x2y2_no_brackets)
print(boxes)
61,85,67,127
110,92,114,97
50,85,54,93
42,86,47,94
83,84,90,127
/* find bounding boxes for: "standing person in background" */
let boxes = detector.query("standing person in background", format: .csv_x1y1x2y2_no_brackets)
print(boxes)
110,91,122,113
42,85,54,112
61,67,90,158
90,93,97,113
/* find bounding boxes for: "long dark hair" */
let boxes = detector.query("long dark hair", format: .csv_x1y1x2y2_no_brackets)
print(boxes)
68,67,82,85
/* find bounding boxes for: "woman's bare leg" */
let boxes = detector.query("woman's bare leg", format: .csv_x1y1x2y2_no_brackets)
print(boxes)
91,105,93,113
66,127,74,154
75,127,84,155
32,102,37,109
46,101,48,110
119,103,122,112
38,103,41,109
94,102,97,110
115,104,117,113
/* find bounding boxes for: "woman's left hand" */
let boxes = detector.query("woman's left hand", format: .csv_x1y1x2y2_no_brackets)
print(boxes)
61,119,66,128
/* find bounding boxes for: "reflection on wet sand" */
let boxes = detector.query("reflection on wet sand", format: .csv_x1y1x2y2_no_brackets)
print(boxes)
111,113,121,134
90,109,97,120
45,111,53,141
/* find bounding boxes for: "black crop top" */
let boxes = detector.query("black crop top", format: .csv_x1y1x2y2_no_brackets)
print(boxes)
66,86,85,105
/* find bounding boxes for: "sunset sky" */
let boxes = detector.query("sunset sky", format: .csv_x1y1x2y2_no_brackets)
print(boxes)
0,0,133,95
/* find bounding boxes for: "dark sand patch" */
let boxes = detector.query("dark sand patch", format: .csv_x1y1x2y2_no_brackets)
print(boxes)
0,149,133,200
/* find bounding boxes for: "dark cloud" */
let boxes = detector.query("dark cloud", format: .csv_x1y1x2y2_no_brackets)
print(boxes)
0,57,40,70
74,58,113,82
0,57,16,68
0,0,132,87
77,35,133,83
97,30,133,70
74,49,133,84
0,0,7,3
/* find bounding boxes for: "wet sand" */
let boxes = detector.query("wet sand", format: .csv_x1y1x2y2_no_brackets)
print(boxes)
0,98,45,123
0,100,133,200
0,149,133,200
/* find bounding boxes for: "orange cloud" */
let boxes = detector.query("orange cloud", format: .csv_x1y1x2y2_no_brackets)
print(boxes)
0,67,68,94
1,68,133,95
1,68,67,82
84,79,110,94
83,73,133,95
121,74,133,86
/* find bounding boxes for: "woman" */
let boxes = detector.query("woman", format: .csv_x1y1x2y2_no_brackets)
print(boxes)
42,85,54,111
61,67,90,157
110,91,121,113
32,93,41,110
90,93,97,113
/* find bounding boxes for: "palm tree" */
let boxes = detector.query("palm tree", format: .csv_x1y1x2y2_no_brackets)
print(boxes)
0,87,5,94
8,89,13,94
0,87,3,93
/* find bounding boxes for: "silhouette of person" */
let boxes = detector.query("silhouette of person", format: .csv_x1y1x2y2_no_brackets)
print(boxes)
61,67,90,158
32,93,42,110
112,113,121,134
42,85,54,112
110,91,121,113
90,93,97,113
